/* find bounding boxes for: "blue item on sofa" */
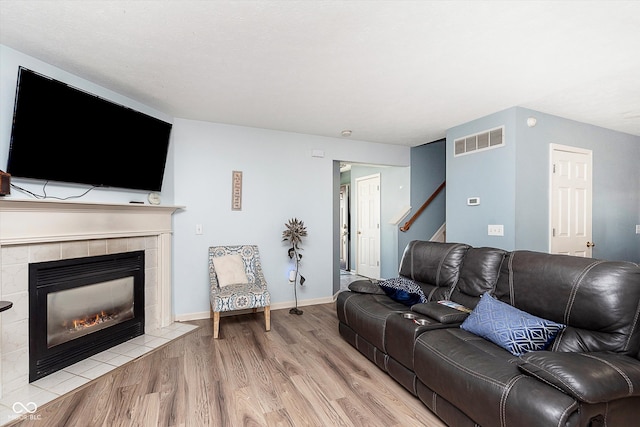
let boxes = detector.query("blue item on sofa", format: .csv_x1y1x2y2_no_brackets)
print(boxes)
378,277,427,306
460,293,565,356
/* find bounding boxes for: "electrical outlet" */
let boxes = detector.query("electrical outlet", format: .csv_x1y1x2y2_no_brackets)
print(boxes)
195,224,203,235
636,225,640,234
488,224,504,236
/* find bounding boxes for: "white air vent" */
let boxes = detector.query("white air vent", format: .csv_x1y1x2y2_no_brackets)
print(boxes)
454,126,504,156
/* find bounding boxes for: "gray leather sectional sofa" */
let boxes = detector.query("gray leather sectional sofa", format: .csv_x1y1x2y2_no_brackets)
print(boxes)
336,240,640,427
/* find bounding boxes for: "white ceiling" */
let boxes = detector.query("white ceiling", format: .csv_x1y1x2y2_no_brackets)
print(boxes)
1,1,639,146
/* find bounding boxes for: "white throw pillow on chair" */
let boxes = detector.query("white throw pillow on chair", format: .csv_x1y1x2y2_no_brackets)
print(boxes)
212,254,249,287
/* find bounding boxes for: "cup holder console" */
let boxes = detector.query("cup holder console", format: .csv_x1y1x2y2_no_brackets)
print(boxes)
402,312,431,326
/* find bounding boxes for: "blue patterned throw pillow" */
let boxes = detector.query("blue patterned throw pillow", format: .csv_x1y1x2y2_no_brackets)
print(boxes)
378,277,427,306
460,293,565,356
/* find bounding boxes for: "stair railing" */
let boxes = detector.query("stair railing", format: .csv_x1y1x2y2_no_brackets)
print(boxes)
399,181,446,232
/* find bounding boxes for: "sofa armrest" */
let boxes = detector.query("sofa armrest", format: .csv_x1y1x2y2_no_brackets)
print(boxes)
347,280,385,295
411,301,469,324
518,351,640,403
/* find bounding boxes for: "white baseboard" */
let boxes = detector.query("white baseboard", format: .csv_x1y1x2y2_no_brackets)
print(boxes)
271,296,334,310
175,311,212,322
174,296,335,322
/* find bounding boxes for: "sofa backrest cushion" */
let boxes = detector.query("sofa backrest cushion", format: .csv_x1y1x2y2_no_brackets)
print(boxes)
495,250,640,355
398,240,469,301
450,247,506,309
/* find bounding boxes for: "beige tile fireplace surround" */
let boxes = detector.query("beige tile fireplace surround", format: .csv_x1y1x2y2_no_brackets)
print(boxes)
0,199,181,406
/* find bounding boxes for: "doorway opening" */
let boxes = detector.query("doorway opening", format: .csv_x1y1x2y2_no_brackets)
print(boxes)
336,162,410,292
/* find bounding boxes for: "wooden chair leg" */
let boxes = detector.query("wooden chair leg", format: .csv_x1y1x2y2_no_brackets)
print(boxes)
264,306,271,332
213,311,220,339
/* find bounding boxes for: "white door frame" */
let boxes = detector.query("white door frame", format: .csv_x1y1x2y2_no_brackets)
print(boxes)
549,143,593,256
339,184,350,270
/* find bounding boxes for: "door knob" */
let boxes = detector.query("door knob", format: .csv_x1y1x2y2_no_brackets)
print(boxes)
587,241,596,248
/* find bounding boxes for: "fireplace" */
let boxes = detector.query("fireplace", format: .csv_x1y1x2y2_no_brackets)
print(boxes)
29,251,145,382
1,199,178,397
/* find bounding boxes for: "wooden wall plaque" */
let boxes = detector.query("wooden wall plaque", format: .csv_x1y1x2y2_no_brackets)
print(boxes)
231,171,242,210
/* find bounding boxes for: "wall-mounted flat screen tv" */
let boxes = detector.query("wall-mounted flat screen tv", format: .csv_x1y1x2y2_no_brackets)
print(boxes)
6,67,172,192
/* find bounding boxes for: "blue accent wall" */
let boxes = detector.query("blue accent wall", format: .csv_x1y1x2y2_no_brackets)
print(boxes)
446,109,517,249
446,107,640,262
515,107,640,262
398,139,447,261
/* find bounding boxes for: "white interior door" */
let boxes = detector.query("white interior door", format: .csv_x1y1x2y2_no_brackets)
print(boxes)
550,144,593,257
356,174,381,279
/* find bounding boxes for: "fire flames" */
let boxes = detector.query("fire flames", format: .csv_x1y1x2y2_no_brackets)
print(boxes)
69,311,116,332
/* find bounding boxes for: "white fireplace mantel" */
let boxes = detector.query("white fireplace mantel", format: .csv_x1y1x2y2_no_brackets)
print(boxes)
0,199,182,245
0,198,183,327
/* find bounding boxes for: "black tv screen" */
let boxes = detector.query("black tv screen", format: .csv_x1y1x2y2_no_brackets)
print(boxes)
7,67,172,192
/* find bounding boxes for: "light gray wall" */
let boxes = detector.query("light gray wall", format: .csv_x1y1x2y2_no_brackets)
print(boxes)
170,119,410,317
446,106,640,262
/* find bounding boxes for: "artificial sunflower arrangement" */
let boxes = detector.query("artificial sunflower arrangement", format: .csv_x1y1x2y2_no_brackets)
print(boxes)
282,218,307,315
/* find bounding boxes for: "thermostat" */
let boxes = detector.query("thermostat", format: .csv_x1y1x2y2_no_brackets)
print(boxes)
467,197,480,206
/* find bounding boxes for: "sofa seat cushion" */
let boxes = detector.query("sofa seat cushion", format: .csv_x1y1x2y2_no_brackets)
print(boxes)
336,291,409,352
414,328,578,427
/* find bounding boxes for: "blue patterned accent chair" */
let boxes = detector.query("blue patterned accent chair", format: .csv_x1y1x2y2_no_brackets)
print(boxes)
209,245,271,339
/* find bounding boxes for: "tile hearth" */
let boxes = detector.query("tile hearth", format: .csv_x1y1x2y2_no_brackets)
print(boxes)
0,321,197,425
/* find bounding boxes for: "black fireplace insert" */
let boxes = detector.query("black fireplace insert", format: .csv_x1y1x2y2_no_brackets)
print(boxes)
29,251,145,382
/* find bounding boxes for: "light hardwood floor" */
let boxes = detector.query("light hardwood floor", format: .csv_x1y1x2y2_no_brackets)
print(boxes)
7,303,446,427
